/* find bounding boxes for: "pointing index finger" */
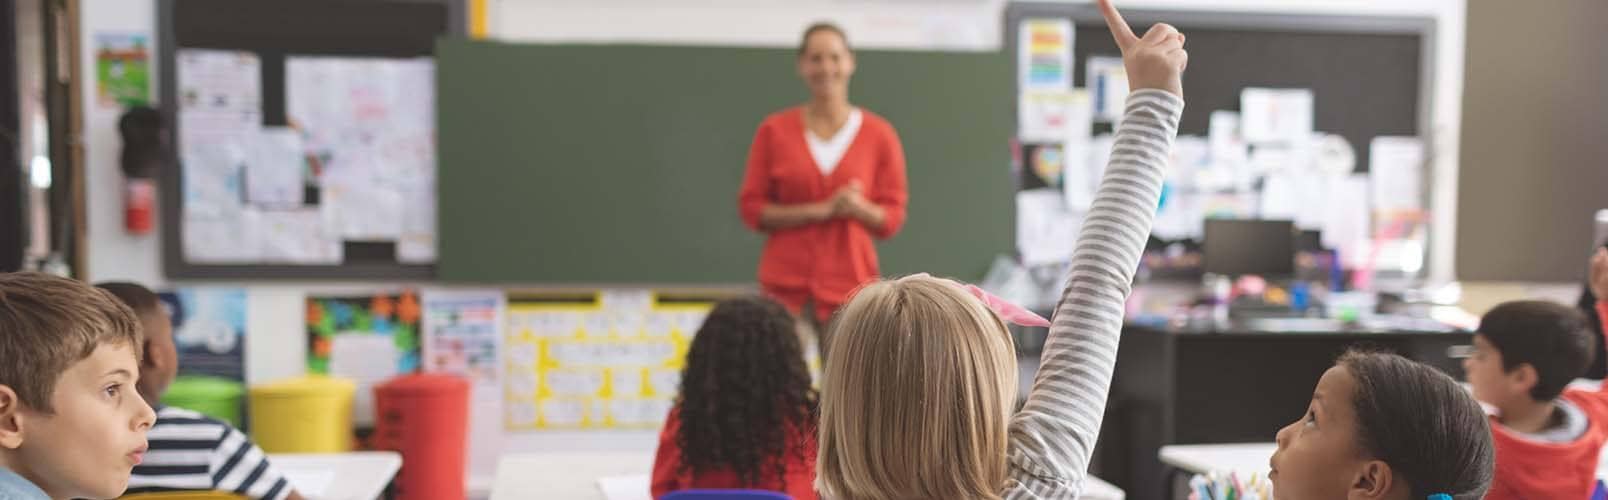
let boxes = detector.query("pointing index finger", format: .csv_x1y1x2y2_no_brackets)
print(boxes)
1098,0,1140,50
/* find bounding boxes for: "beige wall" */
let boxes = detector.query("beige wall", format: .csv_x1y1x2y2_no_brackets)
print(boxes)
1458,0,1608,281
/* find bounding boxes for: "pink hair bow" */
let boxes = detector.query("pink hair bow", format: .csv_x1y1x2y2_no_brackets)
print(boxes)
961,284,1052,328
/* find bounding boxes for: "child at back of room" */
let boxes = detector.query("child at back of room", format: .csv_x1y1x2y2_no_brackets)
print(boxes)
1453,249,1608,499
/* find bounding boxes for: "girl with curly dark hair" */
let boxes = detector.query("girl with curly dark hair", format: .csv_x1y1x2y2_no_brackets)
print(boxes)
650,296,819,499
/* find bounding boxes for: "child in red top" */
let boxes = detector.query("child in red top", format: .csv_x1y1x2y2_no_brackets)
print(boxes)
651,296,817,500
1463,248,1608,500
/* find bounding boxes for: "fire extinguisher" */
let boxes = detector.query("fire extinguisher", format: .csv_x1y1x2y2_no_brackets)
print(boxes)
119,106,165,235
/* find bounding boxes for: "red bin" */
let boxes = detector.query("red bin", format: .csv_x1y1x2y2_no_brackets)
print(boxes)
372,373,470,500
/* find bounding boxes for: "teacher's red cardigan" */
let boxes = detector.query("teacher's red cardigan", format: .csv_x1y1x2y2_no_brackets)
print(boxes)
737,108,908,321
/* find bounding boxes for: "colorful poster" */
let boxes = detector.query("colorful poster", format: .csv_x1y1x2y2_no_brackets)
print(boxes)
422,290,504,386
503,292,711,431
307,291,421,424
158,288,247,381
1018,19,1073,91
94,33,150,108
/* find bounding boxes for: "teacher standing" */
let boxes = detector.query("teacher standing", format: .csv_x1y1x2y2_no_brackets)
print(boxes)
737,23,908,359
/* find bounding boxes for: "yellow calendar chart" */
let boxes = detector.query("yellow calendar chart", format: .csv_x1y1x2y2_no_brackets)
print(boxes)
503,290,715,431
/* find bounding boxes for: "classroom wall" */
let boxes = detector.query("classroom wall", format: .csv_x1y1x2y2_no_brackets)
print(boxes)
78,0,1586,495
493,0,1470,285
1456,0,1608,281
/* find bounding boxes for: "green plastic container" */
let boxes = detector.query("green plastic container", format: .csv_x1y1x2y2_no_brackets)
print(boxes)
162,375,246,426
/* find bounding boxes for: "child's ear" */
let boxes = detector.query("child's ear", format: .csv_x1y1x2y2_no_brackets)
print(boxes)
0,385,25,449
1509,363,1540,395
1348,460,1395,499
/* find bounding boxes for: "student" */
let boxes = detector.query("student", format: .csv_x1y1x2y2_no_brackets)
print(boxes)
814,1,1185,497
97,282,302,500
1270,350,1495,499
1458,250,1608,500
1581,241,1608,379
0,272,157,500
651,296,818,499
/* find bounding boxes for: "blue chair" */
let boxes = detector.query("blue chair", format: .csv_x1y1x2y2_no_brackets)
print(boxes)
661,490,793,500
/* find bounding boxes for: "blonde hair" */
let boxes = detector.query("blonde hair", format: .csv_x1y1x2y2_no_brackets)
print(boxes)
817,275,1018,500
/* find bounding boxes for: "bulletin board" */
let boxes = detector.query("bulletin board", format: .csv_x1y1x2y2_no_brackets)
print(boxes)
501,291,718,431
1005,3,1434,276
157,0,464,279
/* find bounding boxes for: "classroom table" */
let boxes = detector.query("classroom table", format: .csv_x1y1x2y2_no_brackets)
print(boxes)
269,451,402,500
1096,319,1470,500
490,450,1127,500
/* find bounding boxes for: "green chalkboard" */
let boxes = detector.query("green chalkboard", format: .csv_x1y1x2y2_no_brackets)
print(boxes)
437,40,1012,284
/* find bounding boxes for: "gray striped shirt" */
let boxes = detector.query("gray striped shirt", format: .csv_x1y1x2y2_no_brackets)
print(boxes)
1003,89,1182,499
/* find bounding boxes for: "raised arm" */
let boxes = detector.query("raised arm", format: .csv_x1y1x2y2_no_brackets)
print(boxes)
1005,0,1187,495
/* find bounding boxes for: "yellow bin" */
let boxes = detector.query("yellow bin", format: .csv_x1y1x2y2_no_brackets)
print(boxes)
248,375,355,453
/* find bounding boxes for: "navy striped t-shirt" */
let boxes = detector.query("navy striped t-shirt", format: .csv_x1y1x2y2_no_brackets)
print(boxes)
127,406,292,500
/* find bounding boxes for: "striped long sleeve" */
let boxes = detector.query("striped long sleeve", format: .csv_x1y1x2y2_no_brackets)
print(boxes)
1003,89,1183,499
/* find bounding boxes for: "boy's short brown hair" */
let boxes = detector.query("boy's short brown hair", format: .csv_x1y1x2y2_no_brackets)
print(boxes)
1477,300,1594,401
0,272,143,413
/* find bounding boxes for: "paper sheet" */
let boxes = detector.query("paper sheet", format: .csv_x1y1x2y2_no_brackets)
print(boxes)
257,209,340,264
597,475,652,500
1261,173,1332,231
1017,189,1079,266
1208,111,1249,170
1087,56,1129,122
422,291,505,386
183,211,262,264
1241,88,1313,144
176,49,260,138
1018,19,1073,90
1019,89,1091,143
1322,174,1372,266
244,127,306,208
323,172,405,240
1153,191,1203,240
1368,136,1424,212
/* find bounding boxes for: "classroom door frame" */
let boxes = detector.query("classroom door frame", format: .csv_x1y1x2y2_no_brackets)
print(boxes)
0,0,21,272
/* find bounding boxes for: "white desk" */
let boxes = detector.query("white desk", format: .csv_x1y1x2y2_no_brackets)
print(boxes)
269,451,402,500
492,451,655,500
1159,443,1276,477
491,450,1126,500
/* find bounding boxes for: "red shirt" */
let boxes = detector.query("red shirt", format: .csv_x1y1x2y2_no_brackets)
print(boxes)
650,407,818,500
737,108,908,318
1484,300,1608,500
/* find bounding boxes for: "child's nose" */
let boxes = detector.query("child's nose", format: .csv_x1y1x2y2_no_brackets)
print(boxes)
133,397,156,431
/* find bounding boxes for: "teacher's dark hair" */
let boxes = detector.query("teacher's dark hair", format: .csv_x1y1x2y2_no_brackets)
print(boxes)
1338,350,1495,500
798,22,850,56
674,295,817,488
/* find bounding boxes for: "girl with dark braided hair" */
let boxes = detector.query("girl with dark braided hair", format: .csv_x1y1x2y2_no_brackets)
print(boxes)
650,296,819,499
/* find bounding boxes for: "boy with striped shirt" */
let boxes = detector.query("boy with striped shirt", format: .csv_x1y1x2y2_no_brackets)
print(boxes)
98,283,304,500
